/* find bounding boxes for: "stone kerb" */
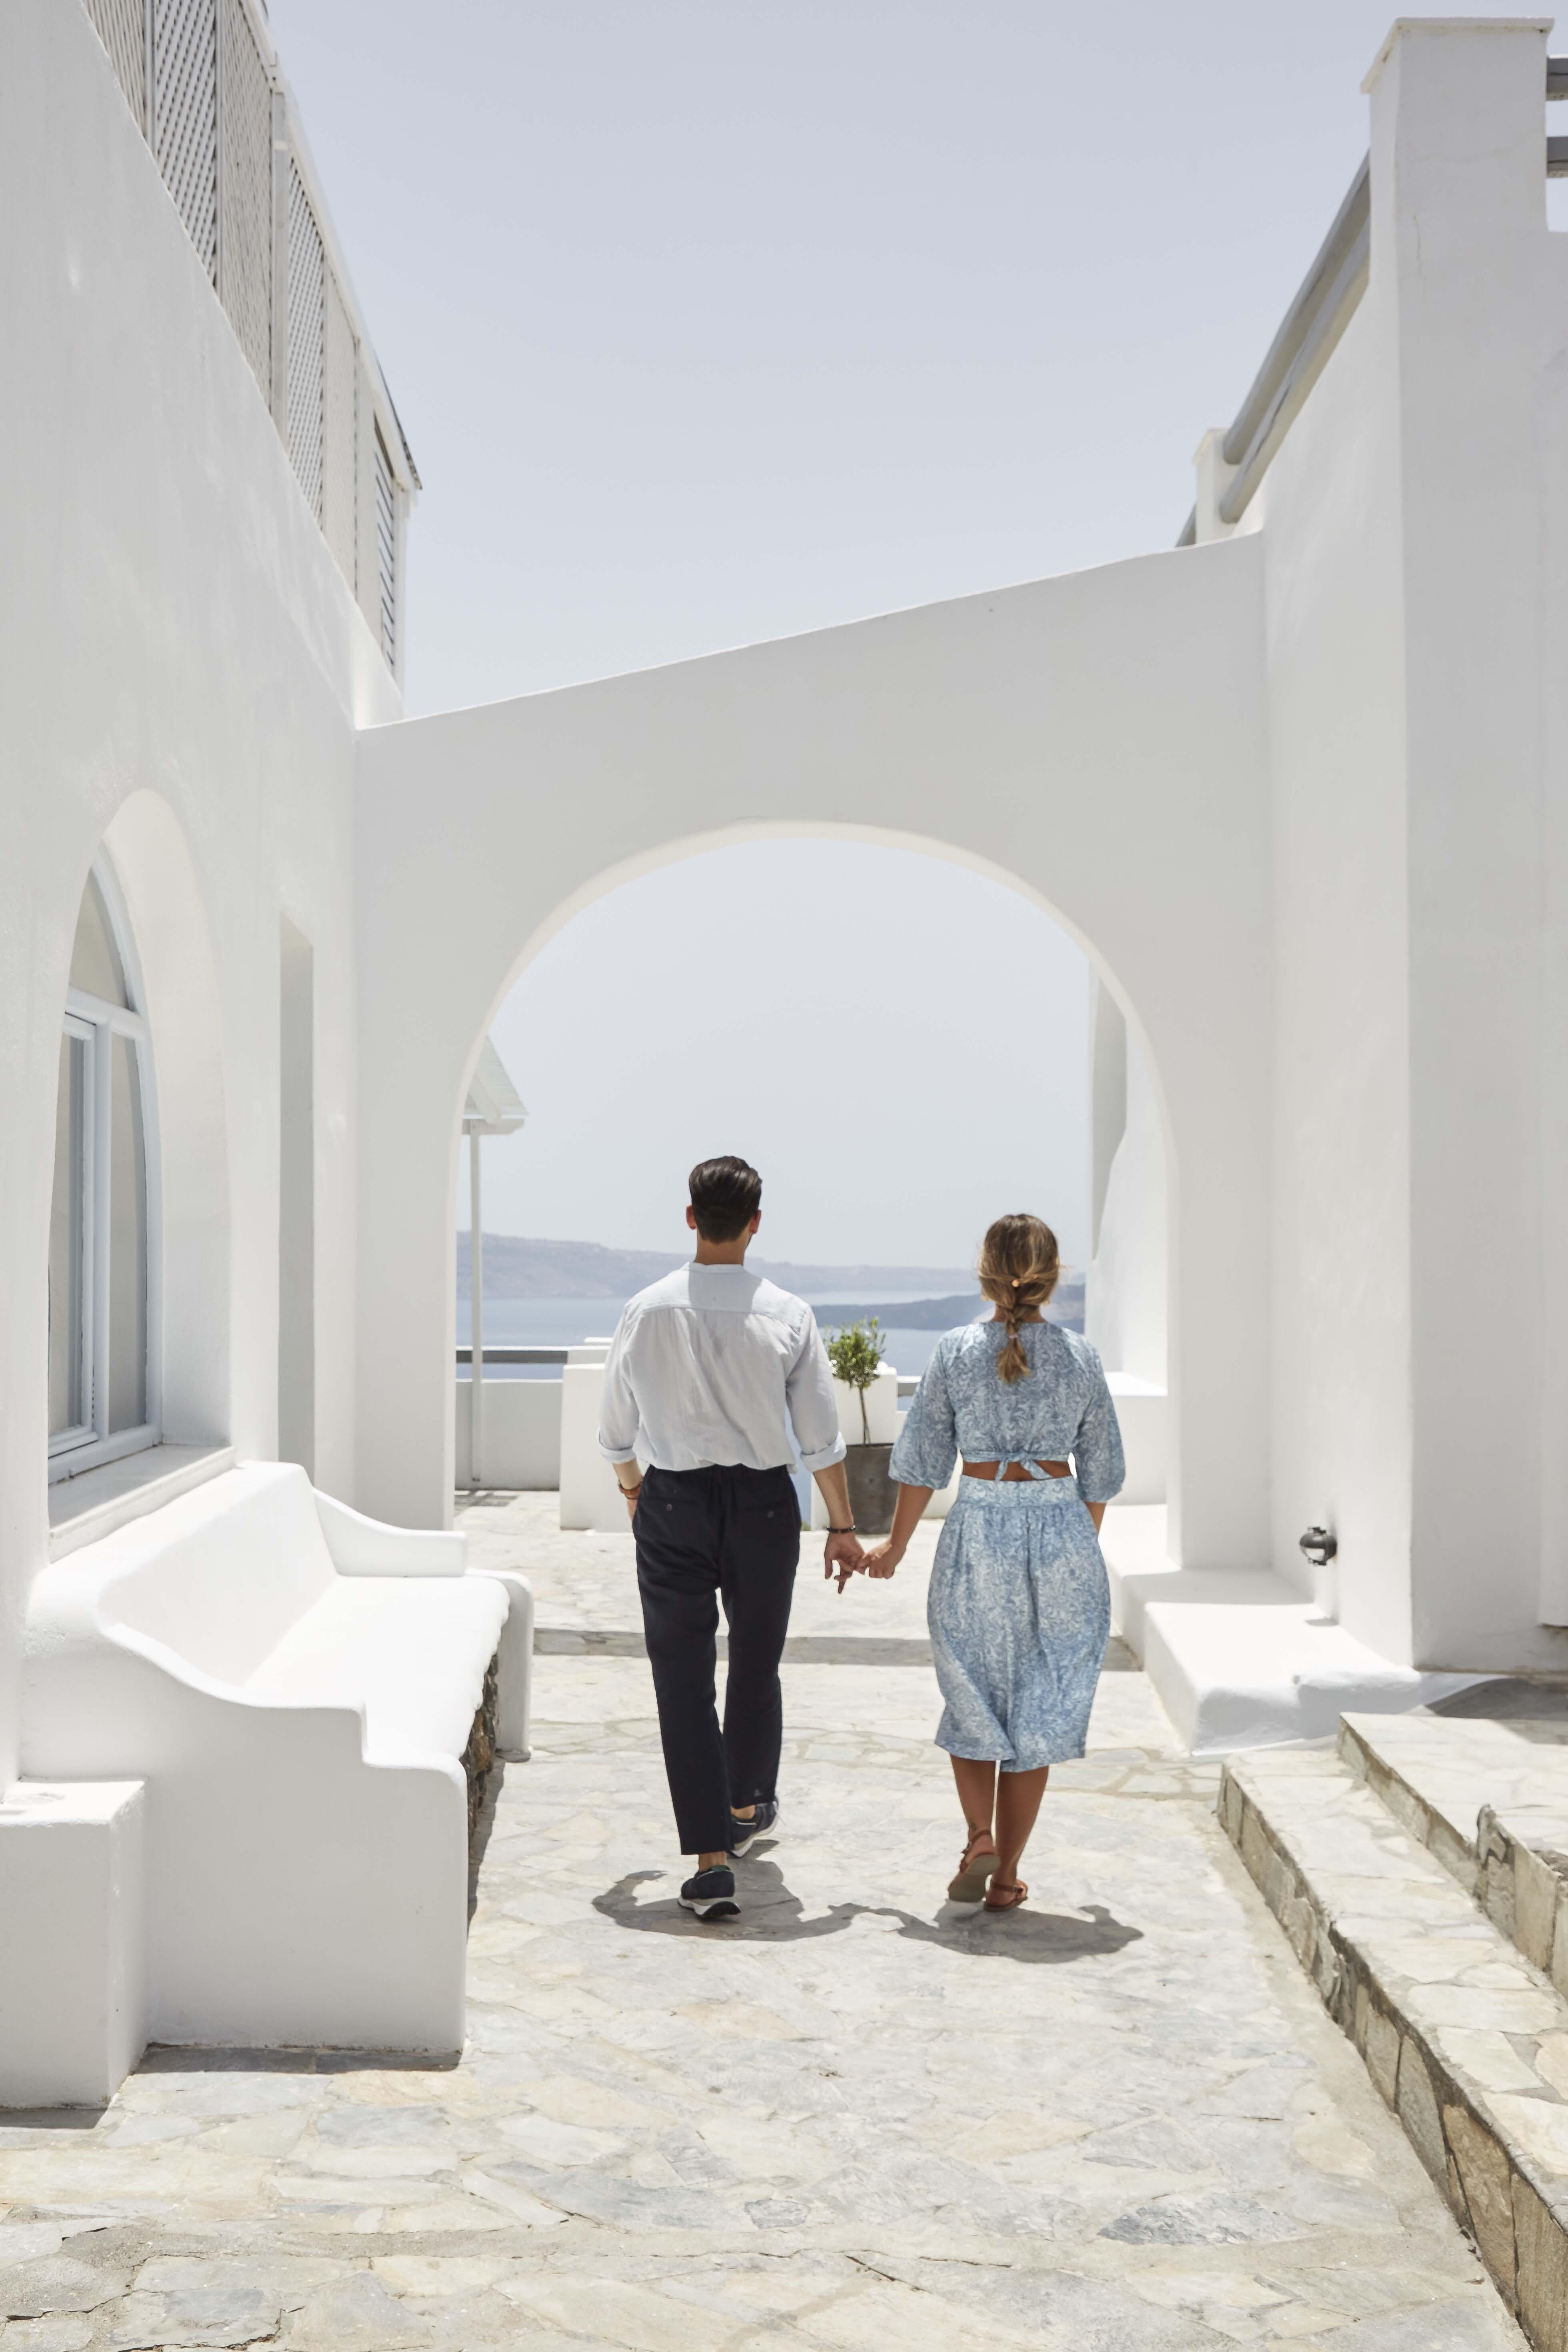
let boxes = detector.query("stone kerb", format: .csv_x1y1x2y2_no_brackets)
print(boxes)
1223,1752,1568,2348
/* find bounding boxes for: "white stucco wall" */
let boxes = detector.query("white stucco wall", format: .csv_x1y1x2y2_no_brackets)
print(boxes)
354,543,1273,1574
1261,275,1413,1639
0,0,398,1785
1261,17,1568,1671
454,1378,563,1490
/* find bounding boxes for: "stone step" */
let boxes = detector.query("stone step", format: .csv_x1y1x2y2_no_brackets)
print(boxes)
1221,1743,1568,2348
1339,1707,1568,1988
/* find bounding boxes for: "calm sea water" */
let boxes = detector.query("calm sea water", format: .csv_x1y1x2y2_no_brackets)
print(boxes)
455,1292,962,1377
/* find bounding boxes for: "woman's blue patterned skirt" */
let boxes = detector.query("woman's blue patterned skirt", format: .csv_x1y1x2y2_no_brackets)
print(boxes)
927,1476,1110,1770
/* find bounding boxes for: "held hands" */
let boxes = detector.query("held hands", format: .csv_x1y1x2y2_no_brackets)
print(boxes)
823,1529,866,1593
823,1531,902,1590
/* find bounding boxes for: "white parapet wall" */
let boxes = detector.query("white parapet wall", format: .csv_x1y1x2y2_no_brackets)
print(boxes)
456,1376,562,1491
558,1352,628,1532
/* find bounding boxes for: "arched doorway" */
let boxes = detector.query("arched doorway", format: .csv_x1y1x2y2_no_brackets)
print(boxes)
353,553,1269,1565
446,833,1169,1523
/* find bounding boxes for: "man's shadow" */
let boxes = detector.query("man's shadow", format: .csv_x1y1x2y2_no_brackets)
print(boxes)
592,1856,1140,1964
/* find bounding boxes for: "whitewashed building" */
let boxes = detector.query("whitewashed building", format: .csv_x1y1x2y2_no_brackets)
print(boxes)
4,3,1568,2097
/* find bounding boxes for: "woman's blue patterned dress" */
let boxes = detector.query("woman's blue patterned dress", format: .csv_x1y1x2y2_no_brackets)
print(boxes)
890,1321,1125,1771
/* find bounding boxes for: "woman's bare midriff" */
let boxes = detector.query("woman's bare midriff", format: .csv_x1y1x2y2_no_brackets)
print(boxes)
961,1460,1071,1481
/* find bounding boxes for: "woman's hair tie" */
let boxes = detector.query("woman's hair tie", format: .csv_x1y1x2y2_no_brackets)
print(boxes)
976,1211,1061,1386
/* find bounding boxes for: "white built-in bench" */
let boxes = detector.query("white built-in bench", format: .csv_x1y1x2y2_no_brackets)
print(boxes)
6,1463,532,2100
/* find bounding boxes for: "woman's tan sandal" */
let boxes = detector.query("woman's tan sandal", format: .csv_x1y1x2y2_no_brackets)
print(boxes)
947,1832,998,1905
983,1879,1028,1912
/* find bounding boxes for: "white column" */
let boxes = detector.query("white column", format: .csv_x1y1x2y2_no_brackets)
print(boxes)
1365,17,1551,1664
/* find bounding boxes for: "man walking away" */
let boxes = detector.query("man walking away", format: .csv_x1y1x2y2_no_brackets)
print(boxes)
599,1156,864,1919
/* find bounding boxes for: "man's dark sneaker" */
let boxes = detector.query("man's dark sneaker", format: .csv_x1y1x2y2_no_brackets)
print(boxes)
679,1865,739,1920
727,1799,780,1858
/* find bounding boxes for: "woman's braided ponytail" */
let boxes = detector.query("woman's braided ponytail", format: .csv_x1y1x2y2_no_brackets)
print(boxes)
977,1213,1060,1385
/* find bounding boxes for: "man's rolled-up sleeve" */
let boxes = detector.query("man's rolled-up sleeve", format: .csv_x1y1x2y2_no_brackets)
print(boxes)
787,1311,846,1473
596,1310,642,1462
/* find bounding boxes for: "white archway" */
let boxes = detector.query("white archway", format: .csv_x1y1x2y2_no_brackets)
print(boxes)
450,829,1165,1505
353,543,1269,1563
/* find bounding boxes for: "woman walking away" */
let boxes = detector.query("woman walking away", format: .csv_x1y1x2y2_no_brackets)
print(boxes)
857,1214,1124,1913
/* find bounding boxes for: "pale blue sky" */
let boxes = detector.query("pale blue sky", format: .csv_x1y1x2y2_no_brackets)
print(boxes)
269,0,1402,711
267,0,1407,1266
479,841,1091,1268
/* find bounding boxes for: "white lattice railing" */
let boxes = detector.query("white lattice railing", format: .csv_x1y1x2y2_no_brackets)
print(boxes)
83,0,415,679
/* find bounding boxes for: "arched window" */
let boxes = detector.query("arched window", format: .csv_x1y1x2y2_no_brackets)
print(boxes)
48,861,159,1478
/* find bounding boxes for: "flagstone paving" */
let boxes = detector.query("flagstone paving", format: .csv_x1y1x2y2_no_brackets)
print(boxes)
0,1501,1525,2348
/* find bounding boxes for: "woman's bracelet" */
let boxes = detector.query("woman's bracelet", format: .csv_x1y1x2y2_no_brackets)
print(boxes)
619,1482,642,1501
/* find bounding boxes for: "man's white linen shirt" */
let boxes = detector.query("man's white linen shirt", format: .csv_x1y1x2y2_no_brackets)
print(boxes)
596,1264,846,1475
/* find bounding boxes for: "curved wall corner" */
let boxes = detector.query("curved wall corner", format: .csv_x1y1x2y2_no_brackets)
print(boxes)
1087,1021,1169,1390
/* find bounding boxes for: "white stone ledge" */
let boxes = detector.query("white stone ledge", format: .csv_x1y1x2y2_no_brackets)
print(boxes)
47,1444,235,1560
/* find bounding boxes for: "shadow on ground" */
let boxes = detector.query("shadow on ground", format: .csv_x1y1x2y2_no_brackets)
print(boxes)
1430,1676,1568,1723
593,1860,1141,1963
134,2045,459,2074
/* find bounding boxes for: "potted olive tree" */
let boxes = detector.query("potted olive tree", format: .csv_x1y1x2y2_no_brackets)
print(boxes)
825,1317,898,1535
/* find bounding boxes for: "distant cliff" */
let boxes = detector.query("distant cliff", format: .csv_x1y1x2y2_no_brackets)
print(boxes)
454,1234,1081,1329
815,1277,1085,1334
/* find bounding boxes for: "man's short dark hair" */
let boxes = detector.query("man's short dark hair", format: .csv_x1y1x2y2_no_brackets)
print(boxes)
689,1156,762,1243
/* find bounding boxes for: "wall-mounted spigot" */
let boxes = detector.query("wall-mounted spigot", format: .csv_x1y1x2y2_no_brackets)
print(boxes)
1299,1525,1337,1569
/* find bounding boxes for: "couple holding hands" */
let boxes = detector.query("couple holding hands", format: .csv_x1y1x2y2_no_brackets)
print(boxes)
599,1157,1125,1921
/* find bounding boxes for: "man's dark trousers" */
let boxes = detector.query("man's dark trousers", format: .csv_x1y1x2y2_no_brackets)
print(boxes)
633,1462,800,1855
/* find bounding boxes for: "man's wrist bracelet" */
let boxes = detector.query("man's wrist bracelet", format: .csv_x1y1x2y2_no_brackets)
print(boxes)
827,1524,857,1534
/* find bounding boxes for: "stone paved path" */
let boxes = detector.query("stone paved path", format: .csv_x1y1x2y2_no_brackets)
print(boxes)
0,1499,1524,2349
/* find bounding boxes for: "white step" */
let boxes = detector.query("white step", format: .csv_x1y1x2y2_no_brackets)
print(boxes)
1100,1507,1476,1752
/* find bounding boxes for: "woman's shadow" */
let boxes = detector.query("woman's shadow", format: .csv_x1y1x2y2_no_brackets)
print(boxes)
592,1857,1140,1964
